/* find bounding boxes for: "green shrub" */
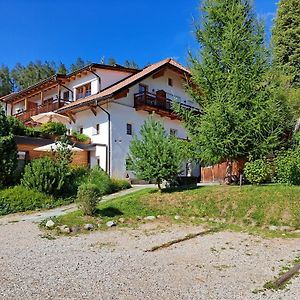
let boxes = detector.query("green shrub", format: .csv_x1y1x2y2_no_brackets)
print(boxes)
68,166,90,195
7,116,27,135
21,157,71,196
40,121,67,137
25,126,41,137
274,148,300,185
72,130,89,142
88,167,112,195
0,186,56,215
77,183,100,216
110,178,131,192
244,158,272,185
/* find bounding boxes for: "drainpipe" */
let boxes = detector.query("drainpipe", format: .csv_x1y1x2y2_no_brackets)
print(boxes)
57,81,74,102
89,67,101,92
96,100,111,177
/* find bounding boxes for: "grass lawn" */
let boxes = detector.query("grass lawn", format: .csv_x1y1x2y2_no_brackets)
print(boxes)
56,184,300,235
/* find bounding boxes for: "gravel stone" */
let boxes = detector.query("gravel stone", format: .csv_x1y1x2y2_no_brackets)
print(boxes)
106,221,116,227
84,224,94,230
144,216,156,221
58,225,71,234
45,220,55,228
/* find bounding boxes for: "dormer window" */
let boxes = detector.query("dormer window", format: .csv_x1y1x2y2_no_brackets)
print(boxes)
76,82,92,100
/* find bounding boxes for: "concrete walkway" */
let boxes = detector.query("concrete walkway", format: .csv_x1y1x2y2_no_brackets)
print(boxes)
0,185,154,224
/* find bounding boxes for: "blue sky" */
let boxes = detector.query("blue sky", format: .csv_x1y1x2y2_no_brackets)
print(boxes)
0,0,277,69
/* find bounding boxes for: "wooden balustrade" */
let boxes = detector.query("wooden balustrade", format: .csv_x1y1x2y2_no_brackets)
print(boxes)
14,100,68,122
134,91,200,119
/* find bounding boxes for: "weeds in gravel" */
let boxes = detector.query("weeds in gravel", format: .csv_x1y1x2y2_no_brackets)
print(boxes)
261,253,300,292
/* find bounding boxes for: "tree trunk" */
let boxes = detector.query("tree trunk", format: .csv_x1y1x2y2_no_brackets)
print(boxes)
157,180,162,191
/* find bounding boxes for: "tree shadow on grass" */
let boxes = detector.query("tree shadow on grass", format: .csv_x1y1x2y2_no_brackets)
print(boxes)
96,207,124,217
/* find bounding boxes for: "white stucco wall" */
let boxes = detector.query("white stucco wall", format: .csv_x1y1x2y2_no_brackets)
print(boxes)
66,69,200,179
109,101,191,178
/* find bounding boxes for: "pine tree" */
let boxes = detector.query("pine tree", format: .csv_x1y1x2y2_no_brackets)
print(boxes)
0,65,13,97
129,117,183,190
57,62,68,75
108,57,117,66
0,106,17,186
70,57,86,72
178,0,290,164
273,0,300,87
124,60,139,69
11,60,56,90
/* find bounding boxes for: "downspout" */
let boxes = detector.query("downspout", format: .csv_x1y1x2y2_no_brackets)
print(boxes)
57,81,74,102
88,67,101,92
96,100,111,177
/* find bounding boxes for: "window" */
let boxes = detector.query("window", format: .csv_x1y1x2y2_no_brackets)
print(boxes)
76,82,92,100
79,127,83,134
97,158,100,167
63,91,69,100
96,124,100,135
86,83,92,97
139,84,148,93
168,78,173,86
170,128,177,137
126,123,132,135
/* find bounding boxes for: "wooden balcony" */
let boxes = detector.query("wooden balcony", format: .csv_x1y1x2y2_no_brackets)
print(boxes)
14,100,69,122
134,91,200,119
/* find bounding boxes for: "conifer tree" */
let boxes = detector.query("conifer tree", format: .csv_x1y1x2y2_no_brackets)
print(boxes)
0,106,17,186
129,117,182,190
0,65,13,97
273,0,300,87
57,62,68,75
70,57,86,72
178,0,290,164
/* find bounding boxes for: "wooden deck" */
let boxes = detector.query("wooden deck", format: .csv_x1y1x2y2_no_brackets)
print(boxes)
134,91,200,119
14,100,69,122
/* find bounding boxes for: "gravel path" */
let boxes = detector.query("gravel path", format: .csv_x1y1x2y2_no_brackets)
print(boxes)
0,219,299,300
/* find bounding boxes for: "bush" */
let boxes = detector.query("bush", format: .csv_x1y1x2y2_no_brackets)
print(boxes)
40,121,67,137
72,130,89,142
274,149,300,185
25,126,41,137
87,167,112,195
21,157,71,196
110,178,131,192
68,166,90,195
0,186,56,215
77,183,100,216
244,158,272,185
7,116,27,135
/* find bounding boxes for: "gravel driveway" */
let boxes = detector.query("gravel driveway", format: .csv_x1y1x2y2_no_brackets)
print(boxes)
0,218,299,300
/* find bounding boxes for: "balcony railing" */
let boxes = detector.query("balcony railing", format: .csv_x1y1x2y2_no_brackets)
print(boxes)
14,100,69,122
134,91,200,117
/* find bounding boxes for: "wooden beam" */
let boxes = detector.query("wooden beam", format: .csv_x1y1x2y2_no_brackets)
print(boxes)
41,91,44,103
25,98,28,111
114,89,129,100
89,105,97,116
152,69,165,79
66,111,76,123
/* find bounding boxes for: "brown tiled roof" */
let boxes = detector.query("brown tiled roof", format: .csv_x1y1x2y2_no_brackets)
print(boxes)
0,64,139,103
57,58,191,113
